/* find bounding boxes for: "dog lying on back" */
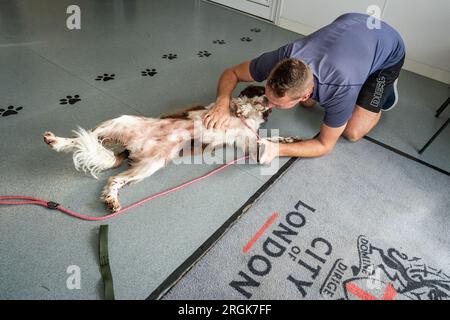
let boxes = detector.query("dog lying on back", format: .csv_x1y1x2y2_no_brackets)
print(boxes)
43,86,287,212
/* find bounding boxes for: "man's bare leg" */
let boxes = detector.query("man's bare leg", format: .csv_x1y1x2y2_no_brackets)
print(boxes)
343,105,381,142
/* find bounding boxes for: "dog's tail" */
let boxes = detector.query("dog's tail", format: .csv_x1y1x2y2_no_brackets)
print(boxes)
71,126,117,179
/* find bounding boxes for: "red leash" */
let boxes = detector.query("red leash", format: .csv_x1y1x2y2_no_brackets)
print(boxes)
0,156,249,221
240,116,261,141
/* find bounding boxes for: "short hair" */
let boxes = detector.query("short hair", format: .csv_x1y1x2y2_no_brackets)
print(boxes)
267,58,313,98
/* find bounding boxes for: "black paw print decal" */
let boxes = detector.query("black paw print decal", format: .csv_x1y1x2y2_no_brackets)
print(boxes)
162,53,178,60
197,50,212,57
250,28,261,33
213,40,226,45
141,68,158,77
240,37,252,42
95,73,115,82
60,95,81,105
0,105,23,117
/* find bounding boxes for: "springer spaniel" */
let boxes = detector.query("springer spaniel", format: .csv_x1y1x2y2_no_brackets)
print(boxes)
42,86,294,212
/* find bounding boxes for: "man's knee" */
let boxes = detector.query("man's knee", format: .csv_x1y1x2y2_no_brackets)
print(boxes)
343,129,364,142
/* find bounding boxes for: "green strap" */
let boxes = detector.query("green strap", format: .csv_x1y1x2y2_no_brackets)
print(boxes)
99,225,115,300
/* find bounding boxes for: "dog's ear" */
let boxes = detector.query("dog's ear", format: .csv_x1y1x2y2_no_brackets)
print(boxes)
232,99,253,118
262,108,272,122
239,85,265,98
236,103,253,118
250,96,272,122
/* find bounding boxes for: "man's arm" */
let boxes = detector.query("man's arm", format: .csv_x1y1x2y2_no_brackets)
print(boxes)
277,123,346,158
203,61,254,129
217,60,255,100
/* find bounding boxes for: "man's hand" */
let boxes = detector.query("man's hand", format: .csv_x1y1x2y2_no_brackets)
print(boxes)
203,61,254,130
202,99,231,130
258,139,280,164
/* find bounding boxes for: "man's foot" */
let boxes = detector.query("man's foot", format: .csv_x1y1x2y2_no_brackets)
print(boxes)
382,79,399,111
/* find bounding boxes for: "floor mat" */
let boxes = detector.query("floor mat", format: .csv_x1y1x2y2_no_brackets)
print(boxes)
161,138,450,300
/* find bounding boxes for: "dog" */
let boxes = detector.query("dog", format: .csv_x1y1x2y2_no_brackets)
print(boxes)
43,85,280,213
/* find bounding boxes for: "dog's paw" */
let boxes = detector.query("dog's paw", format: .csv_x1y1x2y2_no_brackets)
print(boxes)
102,195,121,213
43,131,57,147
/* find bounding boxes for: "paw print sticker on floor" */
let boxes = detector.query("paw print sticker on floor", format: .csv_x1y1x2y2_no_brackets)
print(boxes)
141,68,158,77
213,40,226,45
162,53,178,60
60,95,81,105
240,37,252,42
197,50,212,57
250,28,261,33
0,105,23,117
95,73,115,81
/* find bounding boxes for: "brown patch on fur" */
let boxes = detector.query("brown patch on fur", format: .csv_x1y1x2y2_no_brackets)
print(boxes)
160,105,206,120
267,136,303,143
103,194,121,212
239,85,265,98
237,85,271,122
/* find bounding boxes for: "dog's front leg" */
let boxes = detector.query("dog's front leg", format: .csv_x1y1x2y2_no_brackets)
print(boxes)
266,136,303,143
100,158,166,212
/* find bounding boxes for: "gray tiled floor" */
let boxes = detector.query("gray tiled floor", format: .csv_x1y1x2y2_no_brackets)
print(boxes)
0,0,448,300
368,71,449,170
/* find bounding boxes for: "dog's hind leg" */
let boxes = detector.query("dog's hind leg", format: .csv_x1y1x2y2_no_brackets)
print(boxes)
100,157,166,212
43,131,79,153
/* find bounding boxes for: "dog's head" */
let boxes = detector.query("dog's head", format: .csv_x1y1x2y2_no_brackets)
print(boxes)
234,85,272,122
239,85,266,99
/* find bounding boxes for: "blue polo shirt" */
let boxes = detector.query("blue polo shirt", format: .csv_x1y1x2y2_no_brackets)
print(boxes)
249,13,405,127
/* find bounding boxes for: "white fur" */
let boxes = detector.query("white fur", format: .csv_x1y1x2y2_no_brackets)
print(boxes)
71,126,117,179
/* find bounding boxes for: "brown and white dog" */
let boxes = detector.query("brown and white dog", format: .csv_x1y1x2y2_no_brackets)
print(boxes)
43,86,281,212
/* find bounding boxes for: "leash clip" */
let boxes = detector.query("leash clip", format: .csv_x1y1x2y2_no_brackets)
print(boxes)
46,201,59,210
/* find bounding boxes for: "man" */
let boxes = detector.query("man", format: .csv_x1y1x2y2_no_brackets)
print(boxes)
202,13,405,164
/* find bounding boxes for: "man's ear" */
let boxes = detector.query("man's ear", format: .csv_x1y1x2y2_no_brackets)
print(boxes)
299,86,314,102
299,93,311,102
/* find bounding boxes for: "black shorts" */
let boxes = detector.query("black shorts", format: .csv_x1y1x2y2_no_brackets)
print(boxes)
356,55,405,113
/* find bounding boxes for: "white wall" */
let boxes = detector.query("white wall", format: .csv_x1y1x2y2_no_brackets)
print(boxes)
278,0,450,84
382,0,450,84
279,0,386,34
210,0,275,20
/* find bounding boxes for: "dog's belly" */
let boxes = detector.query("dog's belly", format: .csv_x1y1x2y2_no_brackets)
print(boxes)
120,117,196,158
98,114,253,160
199,117,247,146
